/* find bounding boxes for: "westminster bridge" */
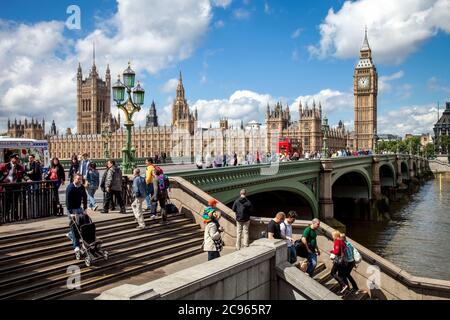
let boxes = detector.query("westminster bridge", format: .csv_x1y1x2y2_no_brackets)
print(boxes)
171,154,431,221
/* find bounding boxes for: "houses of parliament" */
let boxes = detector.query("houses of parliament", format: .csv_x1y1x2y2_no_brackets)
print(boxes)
7,31,377,160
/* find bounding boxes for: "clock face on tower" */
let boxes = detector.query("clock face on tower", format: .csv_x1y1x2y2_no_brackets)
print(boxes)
358,76,370,89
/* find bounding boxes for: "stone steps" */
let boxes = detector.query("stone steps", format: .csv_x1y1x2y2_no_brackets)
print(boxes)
296,258,370,300
0,212,204,300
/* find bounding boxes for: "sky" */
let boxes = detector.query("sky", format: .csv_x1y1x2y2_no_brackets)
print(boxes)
0,0,449,137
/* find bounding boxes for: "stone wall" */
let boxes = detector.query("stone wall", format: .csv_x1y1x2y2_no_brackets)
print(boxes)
168,176,238,245
252,218,450,300
96,238,340,300
429,160,450,172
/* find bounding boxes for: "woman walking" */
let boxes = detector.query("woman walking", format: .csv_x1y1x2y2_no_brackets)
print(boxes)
340,234,359,293
68,157,79,183
203,199,225,261
86,162,100,211
46,157,65,211
330,231,349,294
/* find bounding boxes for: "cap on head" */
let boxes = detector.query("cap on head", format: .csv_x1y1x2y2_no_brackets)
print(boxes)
10,153,19,160
208,198,218,206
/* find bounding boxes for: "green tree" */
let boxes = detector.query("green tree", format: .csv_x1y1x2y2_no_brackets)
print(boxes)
440,135,450,154
425,143,435,158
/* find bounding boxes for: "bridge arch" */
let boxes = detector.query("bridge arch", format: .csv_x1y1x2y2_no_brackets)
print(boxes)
412,161,418,176
379,163,396,187
331,169,372,221
331,168,372,197
401,161,410,181
222,183,319,219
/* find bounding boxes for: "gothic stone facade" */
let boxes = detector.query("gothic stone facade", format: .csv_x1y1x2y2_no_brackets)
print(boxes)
49,31,374,160
7,118,45,140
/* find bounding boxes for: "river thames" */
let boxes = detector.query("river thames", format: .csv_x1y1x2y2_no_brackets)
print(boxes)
346,173,450,281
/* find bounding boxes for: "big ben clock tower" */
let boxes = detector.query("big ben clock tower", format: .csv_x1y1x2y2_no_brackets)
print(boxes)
354,29,378,150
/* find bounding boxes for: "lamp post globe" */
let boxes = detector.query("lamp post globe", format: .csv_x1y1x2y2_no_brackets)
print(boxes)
122,62,136,88
112,75,126,103
132,81,145,106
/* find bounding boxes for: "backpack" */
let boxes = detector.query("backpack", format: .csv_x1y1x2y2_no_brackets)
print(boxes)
353,245,362,264
157,174,170,191
345,240,355,261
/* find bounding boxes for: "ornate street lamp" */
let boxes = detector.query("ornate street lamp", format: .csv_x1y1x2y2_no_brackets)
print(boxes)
373,128,378,155
112,62,145,174
101,122,112,159
321,116,330,159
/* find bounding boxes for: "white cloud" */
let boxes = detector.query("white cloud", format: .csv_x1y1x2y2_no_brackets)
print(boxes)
291,28,303,39
264,2,272,15
0,0,214,132
211,0,232,8
160,88,354,130
308,0,450,64
290,89,354,115
159,78,179,93
378,103,439,136
379,70,404,92
214,20,225,28
233,8,251,19
189,90,274,127
428,76,450,93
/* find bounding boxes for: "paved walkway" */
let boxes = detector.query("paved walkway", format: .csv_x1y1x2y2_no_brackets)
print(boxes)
57,163,198,205
62,246,235,300
0,209,127,237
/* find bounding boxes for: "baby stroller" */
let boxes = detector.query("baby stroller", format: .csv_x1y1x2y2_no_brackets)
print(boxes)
70,213,109,267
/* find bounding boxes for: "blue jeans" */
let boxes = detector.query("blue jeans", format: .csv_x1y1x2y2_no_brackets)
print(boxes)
306,252,318,276
87,187,97,208
288,246,297,264
208,251,220,261
68,208,84,249
145,183,156,213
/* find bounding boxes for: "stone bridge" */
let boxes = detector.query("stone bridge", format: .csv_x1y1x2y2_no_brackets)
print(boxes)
173,155,431,220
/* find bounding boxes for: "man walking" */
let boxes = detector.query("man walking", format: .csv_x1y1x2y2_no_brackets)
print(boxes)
302,218,321,277
66,173,87,256
267,212,285,240
280,211,297,263
0,153,25,220
152,167,168,222
145,158,156,216
26,154,42,182
132,168,147,229
78,153,90,182
232,189,253,250
101,160,125,214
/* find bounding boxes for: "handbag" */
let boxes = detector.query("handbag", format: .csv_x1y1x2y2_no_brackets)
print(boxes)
165,196,178,214
213,238,225,252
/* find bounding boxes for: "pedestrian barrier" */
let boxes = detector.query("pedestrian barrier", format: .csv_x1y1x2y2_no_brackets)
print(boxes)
0,181,59,224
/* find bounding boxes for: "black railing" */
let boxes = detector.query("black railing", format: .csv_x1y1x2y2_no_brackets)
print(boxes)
0,181,59,224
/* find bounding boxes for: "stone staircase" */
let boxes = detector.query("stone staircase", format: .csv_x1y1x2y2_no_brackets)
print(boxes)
298,261,370,300
0,212,204,300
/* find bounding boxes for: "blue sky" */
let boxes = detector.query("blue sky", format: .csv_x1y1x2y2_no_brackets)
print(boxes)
0,0,449,136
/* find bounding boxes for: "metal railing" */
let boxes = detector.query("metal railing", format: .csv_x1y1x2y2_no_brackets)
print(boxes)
0,181,59,224
58,157,181,170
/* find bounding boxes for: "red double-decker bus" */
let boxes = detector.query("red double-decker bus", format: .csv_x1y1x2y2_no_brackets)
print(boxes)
277,137,300,155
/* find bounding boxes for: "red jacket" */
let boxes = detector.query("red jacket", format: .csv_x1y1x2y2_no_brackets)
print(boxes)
331,239,346,256
0,162,25,183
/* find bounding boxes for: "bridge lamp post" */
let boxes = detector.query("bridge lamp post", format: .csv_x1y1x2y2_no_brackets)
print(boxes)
373,128,378,154
321,116,329,159
112,62,145,174
101,122,112,159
